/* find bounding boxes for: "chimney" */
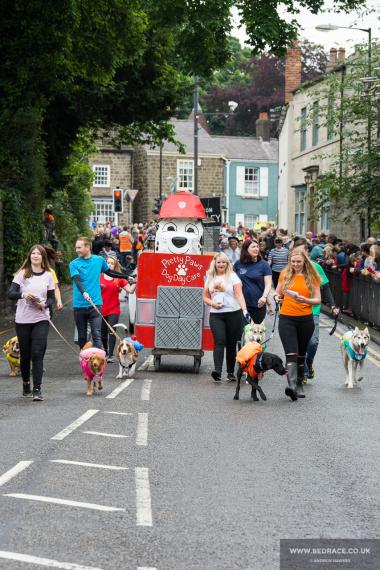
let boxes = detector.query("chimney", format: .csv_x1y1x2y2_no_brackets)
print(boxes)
285,41,302,104
326,48,337,71
337,47,346,62
256,112,270,141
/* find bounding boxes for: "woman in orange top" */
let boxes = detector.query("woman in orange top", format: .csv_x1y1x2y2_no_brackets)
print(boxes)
274,250,321,401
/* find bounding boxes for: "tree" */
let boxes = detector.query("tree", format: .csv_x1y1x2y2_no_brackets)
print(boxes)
309,44,380,231
0,0,366,276
201,40,328,136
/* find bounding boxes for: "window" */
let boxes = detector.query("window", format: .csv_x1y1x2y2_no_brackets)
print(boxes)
300,107,307,151
244,214,259,228
177,160,194,192
244,167,259,196
312,101,319,146
91,198,116,224
93,165,110,187
321,203,330,231
327,93,335,140
294,188,306,235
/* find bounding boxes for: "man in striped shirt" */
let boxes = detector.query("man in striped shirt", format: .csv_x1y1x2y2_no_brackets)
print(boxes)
267,238,289,288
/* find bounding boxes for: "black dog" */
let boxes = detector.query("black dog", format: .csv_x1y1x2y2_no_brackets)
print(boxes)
233,352,287,401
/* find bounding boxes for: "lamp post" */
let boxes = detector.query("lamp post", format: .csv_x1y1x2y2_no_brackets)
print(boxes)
316,24,372,235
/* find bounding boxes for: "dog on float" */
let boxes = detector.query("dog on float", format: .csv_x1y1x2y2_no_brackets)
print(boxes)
3,336,20,377
79,342,107,396
234,340,287,401
340,326,370,389
113,324,143,379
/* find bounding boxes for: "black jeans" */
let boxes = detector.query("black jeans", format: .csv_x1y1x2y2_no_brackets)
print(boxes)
278,314,315,357
101,314,119,357
16,320,49,388
247,305,267,324
74,306,103,349
209,310,243,375
272,271,281,289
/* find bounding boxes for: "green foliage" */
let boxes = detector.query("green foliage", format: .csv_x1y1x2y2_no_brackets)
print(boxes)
1,189,42,280
306,43,380,228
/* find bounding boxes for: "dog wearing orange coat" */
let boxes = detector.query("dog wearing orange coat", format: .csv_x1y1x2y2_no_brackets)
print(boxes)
80,342,107,396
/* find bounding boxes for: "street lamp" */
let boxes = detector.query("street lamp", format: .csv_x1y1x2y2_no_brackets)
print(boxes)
315,23,372,236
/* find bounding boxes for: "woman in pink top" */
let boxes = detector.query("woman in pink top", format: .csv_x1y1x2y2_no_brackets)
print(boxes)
8,245,55,401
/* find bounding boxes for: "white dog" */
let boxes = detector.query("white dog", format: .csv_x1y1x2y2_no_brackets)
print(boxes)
242,322,266,346
340,327,370,388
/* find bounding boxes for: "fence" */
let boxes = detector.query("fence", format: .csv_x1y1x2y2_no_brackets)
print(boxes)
324,268,380,329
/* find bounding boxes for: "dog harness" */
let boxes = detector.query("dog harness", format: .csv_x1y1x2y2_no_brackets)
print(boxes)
236,341,264,380
80,347,106,379
340,331,368,362
5,354,19,366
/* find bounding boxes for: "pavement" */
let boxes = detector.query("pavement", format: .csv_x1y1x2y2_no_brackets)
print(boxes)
0,292,379,570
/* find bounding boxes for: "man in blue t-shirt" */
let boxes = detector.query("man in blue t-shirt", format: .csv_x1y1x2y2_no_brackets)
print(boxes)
70,237,130,349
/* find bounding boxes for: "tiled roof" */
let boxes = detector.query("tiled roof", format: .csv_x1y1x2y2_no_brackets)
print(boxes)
156,119,278,161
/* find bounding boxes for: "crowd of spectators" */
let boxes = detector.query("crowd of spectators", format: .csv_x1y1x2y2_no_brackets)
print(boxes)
218,222,380,315
89,220,157,270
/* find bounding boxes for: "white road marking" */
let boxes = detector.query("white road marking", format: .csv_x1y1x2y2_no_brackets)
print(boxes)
137,568,157,570
135,467,152,526
106,378,134,399
0,461,33,488
50,460,128,471
136,413,148,447
103,411,133,416
82,431,129,439
0,551,104,569
141,379,152,401
51,410,99,441
4,493,125,512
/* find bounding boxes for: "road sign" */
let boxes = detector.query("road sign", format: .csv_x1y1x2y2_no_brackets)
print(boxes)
200,197,221,226
127,189,139,202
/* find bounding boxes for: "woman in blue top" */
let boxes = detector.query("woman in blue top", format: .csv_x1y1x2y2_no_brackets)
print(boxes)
234,239,272,324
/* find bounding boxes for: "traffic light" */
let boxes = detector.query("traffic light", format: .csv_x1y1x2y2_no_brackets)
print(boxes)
152,196,162,215
113,188,123,213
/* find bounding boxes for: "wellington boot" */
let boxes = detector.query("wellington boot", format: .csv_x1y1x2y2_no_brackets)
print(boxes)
296,377,305,398
285,362,298,401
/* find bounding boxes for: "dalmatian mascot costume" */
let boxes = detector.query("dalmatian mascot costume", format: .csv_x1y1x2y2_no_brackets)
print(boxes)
155,190,205,254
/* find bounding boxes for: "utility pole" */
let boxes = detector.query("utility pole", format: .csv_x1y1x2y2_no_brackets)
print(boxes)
193,75,199,196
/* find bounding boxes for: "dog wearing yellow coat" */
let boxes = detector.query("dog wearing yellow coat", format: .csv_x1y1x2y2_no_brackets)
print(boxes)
3,336,20,377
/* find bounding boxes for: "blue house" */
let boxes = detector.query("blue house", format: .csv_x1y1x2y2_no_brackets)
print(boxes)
218,132,279,229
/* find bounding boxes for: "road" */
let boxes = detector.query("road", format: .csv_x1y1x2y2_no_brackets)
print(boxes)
0,291,379,570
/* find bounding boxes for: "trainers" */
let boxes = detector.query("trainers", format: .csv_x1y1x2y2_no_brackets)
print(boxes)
22,382,32,397
306,367,315,380
107,357,114,363
32,388,44,401
211,371,222,383
226,373,237,383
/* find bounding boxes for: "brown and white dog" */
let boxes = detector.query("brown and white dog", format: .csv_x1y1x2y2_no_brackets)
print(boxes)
79,342,107,396
114,324,138,379
3,336,20,377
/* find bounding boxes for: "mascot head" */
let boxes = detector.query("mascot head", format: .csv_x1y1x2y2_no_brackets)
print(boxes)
155,192,206,255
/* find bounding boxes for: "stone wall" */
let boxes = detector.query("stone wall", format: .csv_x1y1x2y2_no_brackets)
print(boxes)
133,151,225,223
132,147,149,222
89,149,133,226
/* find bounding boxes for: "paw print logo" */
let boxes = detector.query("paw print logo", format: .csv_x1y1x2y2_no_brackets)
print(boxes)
176,264,188,276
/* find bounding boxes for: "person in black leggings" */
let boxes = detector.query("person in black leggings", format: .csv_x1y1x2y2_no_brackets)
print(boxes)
8,245,55,401
203,253,250,383
274,249,321,401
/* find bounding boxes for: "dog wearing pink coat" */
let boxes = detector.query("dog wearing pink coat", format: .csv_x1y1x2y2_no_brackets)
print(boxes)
80,343,107,396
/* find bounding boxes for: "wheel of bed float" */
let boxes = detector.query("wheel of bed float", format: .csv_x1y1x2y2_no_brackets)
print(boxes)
193,357,201,374
154,355,161,371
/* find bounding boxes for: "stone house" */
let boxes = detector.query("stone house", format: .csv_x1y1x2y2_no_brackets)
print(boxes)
278,44,366,242
89,117,279,229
